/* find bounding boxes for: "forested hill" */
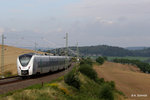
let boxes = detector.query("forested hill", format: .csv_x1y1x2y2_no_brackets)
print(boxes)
69,45,150,57
48,45,150,57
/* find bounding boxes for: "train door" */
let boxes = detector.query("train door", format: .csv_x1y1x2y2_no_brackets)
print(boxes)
33,57,37,74
40,59,43,73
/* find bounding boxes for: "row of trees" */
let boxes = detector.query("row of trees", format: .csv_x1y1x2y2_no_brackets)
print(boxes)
113,58,150,73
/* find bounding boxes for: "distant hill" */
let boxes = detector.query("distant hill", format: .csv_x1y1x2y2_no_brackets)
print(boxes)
126,47,149,50
70,45,133,57
48,45,150,57
73,45,150,57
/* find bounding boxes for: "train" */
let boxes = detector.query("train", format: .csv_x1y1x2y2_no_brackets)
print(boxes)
17,53,71,77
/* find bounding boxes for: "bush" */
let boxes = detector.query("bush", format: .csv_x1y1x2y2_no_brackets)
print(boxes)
103,56,108,60
79,64,97,81
80,60,86,65
64,70,80,89
80,58,93,66
96,57,105,65
96,78,105,85
113,58,150,73
4,71,12,77
108,81,115,90
99,84,114,100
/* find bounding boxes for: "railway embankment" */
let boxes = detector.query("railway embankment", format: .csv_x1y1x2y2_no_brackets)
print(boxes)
0,58,125,100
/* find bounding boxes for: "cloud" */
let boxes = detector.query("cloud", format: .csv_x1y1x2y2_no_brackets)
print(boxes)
24,3,35,8
0,28,4,35
57,28,63,32
1,0,150,47
10,9,24,13
10,28,17,32
96,17,114,24
66,0,150,19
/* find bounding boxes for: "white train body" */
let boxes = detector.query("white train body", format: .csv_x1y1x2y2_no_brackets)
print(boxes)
17,53,71,76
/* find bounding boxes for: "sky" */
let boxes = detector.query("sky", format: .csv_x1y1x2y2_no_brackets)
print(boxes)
0,0,150,48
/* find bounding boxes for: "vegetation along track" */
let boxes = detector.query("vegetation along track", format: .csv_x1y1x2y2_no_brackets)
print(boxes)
0,64,74,94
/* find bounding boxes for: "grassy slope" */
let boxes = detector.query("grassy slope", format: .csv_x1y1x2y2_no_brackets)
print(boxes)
94,62,150,100
0,72,124,100
0,45,45,75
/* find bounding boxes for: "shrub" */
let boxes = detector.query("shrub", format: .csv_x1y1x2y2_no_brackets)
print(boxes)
99,84,114,100
113,58,150,73
96,57,105,65
47,83,59,89
85,57,93,66
103,56,108,60
80,60,86,65
80,58,93,66
79,64,97,81
4,71,12,77
96,78,105,85
108,81,115,90
60,87,70,96
64,70,80,89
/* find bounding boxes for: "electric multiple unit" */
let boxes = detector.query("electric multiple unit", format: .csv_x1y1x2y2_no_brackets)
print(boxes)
17,53,71,76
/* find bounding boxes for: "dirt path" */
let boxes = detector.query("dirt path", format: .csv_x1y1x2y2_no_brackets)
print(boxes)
94,62,150,100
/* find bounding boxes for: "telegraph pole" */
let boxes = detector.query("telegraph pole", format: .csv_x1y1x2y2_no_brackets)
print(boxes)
76,42,79,63
66,33,68,57
65,33,68,71
34,42,38,54
1,34,5,78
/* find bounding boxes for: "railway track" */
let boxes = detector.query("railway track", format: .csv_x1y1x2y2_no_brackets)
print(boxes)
0,76,21,85
0,64,74,94
0,76,18,80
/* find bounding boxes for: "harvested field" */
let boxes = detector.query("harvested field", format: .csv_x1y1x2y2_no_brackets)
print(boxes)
94,62,150,100
0,45,47,75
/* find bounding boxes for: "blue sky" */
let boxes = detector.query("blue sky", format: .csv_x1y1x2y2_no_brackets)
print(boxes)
0,0,150,48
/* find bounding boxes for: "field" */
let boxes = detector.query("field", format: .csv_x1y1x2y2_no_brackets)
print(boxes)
107,56,150,62
0,45,46,76
94,62,150,100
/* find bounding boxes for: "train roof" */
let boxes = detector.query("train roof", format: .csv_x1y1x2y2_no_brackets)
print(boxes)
19,53,71,58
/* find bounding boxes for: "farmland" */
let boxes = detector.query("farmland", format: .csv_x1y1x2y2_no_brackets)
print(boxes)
94,62,150,100
0,45,45,76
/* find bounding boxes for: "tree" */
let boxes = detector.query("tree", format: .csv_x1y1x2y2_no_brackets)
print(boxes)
96,57,105,65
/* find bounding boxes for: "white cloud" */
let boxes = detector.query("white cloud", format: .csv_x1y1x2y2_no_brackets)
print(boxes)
96,17,114,24
66,0,150,19
10,28,17,32
10,9,24,13
0,28,4,35
1,0,150,47
57,28,63,32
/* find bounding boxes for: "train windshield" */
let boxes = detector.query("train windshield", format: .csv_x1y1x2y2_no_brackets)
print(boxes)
19,54,32,67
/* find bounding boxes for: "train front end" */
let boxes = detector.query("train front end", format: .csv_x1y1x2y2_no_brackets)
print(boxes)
17,53,34,76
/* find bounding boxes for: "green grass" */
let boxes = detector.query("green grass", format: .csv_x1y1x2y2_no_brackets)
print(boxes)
0,73,124,100
108,56,150,62
0,77,64,98
0,61,124,100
